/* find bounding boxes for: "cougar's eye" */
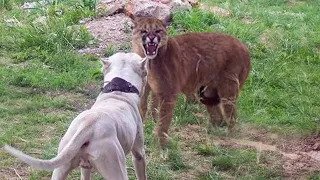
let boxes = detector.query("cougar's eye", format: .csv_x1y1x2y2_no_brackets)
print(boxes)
155,30,162,33
140,30,147,34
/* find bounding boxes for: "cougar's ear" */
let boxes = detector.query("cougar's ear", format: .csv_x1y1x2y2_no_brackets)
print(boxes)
162,14,173,27
129,13,136,21
128,13,136,29
154,6,160,19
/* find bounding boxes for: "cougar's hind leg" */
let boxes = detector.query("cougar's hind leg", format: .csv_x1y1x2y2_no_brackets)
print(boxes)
199,86,224,127
218,73,241,135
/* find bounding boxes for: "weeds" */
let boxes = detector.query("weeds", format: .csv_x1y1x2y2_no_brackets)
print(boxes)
1,0,319,179
167,138,188,171
195,144,218,156
104,44,115,57
196,171,223,180
210,147,282,178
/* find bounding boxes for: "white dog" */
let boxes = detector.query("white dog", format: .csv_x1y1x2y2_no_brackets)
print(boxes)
3,52,148,180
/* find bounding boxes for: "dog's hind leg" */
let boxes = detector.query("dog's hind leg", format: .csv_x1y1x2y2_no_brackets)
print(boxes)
131,128,147,180
51,163,74,180
81,168,91,180
51,137,77,180
92,139,128,180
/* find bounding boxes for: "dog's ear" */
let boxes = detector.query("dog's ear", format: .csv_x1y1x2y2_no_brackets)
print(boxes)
140,57,147,69
100,58,110,68
162,14,173,27
139,57,148,76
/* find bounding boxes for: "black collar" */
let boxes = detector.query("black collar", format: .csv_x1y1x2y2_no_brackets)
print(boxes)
102,77,139,95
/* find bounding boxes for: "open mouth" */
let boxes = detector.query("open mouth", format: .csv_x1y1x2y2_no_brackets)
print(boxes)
143,42,158,56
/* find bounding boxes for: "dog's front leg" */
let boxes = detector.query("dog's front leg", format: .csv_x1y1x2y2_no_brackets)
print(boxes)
131,128,147,180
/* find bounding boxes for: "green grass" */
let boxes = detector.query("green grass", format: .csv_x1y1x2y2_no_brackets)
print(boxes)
1,0,319,179
308,172,320,180
198,145,283,179
170,1,320,134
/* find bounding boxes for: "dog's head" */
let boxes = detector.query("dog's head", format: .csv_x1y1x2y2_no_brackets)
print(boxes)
100,52,148,96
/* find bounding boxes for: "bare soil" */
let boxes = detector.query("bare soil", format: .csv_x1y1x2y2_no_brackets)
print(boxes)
172,123,320,179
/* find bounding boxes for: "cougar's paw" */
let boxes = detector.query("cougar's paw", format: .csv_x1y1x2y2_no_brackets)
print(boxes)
210,119,224,128
158,134,169,148
152,128,169,148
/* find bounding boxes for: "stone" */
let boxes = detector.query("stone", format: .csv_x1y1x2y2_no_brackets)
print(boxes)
199,4,231,17
169,0,191,13
132,0,191,20
133,0,169,19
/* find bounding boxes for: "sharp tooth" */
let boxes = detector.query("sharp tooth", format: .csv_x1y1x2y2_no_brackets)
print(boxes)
153,51,156,55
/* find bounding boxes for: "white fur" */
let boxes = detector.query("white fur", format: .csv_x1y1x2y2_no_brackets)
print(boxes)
3,52,148,180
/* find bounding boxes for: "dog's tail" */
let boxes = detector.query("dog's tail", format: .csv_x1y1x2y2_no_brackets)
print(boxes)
3,123,93,170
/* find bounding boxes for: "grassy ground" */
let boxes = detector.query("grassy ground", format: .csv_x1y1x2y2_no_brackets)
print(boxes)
1,0,319,179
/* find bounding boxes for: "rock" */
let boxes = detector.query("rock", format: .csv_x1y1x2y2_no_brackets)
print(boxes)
170,0,191,13
187,0,199,7
4,19,22,27
79,18,93,24
133,0,169,19
99,0,115,4
83,14,132,56
133,0,191,20
199,4,231,17
21,0,46,10
105,4,126,16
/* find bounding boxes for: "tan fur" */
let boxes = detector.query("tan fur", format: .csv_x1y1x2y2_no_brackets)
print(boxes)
130,15,250,147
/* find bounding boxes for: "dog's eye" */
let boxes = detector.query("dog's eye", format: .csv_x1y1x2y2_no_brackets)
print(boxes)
140,30,147,34
155,30,162,33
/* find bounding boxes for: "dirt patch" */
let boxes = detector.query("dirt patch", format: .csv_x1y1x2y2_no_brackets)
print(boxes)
0,166,30,180
46,91,95,112
241,18,254,24
280,135,320,177
285,0,306,6
79,13,132,56
172,124,320,178
172,124,212,179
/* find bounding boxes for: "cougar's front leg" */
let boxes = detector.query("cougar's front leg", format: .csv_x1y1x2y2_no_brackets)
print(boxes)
150,93,159,122
153,94,178,148
139,83,150,123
